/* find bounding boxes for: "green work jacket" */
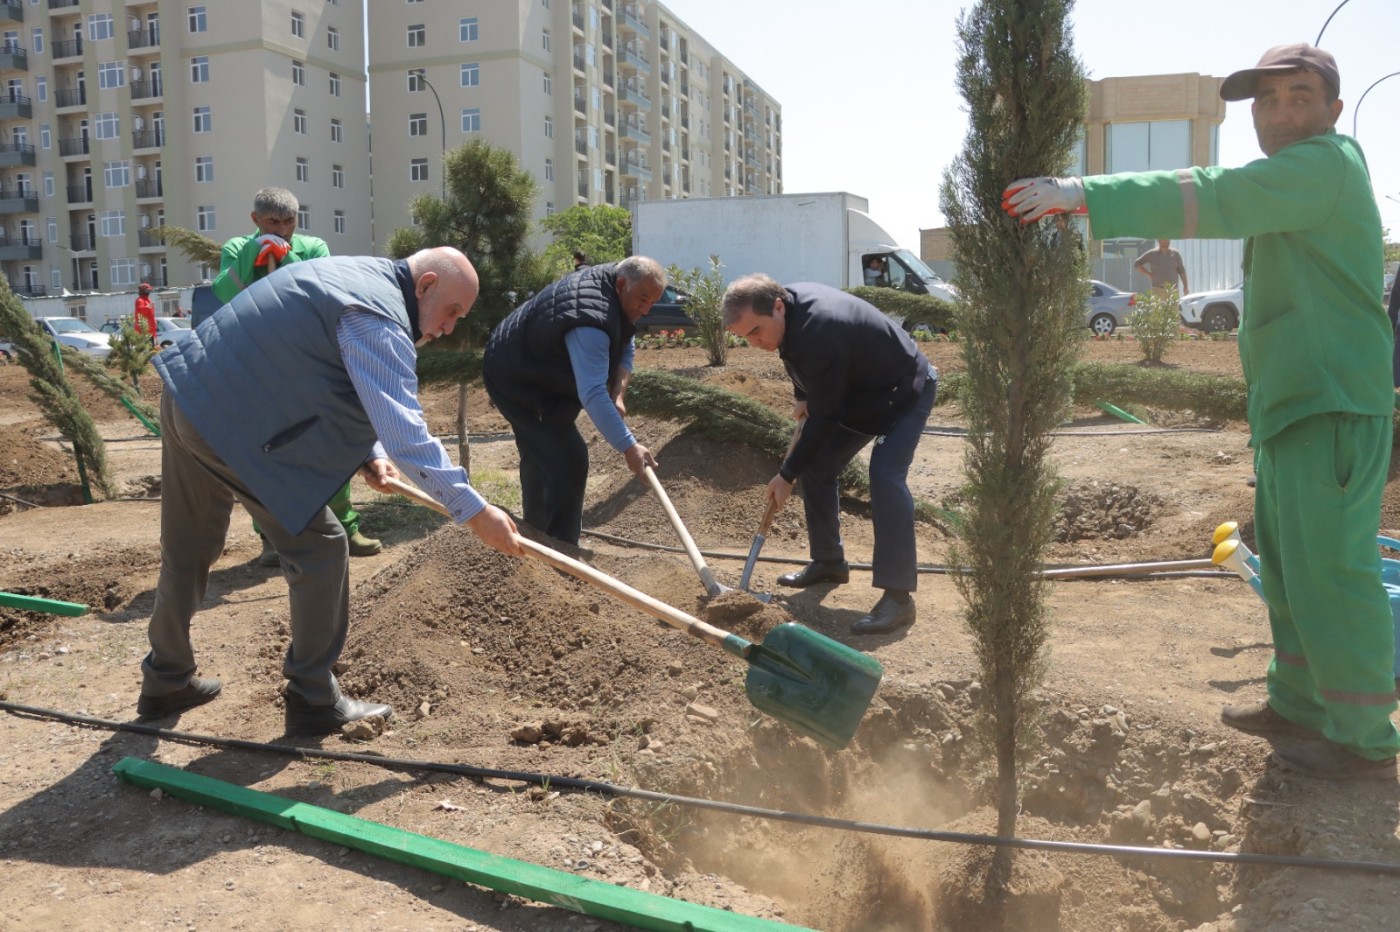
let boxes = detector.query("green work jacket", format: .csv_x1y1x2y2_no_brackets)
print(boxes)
211,232,330,304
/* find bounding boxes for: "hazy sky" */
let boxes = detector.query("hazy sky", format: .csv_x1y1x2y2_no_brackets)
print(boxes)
664,0,1399,250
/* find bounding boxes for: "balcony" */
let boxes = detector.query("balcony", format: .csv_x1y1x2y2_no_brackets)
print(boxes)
619,46,649,75
132,129,165,150
619,5,648,37
621,122,650,144
130,78,162,100
135,178,162,198
620,160,650,182
602,63,614,88
0,187,37,212
0,92,29,118
618,84,650,110
571,8,584,31
127,26,159,49
9,283,47,298
52,37,82,60
65,183,91,203
55,86,86,108
48,0,80,8
68,233,93,252
58,136,88,157
0,141,34,166
0,0,21,22
572,46,585,73
0,235,41,260
0,42,26,71
138,229,164,248
574,133,587,157
573,90,585,115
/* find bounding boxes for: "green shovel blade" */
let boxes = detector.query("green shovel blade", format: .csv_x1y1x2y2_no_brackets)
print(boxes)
743,623,883,750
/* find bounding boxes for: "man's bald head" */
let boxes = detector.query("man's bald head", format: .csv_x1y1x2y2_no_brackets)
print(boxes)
409,246,480,345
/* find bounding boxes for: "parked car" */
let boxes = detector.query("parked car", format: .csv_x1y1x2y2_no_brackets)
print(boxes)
1085,280,1136,336
98,318,123,335
151,316,194,350
1179,283,1243,333
0,340,13,362
36,316,112,358
635,284,697,335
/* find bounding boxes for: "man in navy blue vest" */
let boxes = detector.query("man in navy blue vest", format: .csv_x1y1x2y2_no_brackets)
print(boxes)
724,274,938,636
138,247,523,735
483,256,666,545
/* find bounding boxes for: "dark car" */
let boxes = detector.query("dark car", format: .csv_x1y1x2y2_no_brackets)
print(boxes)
634,284,696,335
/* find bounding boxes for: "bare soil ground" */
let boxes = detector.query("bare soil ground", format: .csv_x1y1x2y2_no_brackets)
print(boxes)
3,337,1400,931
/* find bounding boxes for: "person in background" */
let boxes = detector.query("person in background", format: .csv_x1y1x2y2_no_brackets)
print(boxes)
573,250,589,271
213,186,382,565
1133,239,1190,296
863,256,887,287
134,283,157,347
1004,43,1398,780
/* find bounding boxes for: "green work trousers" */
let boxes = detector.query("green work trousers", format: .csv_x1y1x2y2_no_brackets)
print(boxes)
1255,412,1400,759
254,481,360,539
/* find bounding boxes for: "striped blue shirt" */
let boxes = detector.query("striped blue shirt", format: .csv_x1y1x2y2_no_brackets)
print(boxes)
335,310,487,523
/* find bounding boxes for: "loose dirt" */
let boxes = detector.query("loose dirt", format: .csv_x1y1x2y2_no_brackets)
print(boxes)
2,338,1400,931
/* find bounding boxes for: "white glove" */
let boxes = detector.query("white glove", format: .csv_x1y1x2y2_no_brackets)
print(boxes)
1001,177,1086,223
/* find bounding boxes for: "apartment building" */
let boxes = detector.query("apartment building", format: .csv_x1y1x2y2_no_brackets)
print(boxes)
0,0,370,300
368,0,781,246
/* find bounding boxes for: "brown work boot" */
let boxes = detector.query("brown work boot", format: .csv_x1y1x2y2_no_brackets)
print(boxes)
348,530,382,557
1220,700,1320,741
1272,740,1398,781
257,534,281,568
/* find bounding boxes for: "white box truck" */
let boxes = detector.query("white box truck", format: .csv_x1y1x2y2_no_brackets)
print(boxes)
631,192,957,303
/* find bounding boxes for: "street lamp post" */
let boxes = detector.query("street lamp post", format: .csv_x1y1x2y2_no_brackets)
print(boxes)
1315,0,1352,45
412,69,447,201
1354,71,1400,138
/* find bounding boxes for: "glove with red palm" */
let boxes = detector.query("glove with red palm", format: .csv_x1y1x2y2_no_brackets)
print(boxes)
1001,177,1087,224
253,233,291,268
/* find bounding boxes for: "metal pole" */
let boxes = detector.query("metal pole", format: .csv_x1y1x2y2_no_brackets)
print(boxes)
1315,0,1352,46
414,70,447,200
1353,71,1400,138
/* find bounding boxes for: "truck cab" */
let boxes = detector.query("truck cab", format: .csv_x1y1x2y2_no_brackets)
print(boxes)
858,249,958,303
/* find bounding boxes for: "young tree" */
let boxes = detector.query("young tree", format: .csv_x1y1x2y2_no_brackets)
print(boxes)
666,256,728,366
939,0,1086,885
540,204,632,276
106,317,157,392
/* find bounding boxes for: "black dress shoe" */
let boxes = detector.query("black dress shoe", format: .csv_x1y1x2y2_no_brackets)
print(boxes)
285,693,394,735
136,677,223,718
777,560,850,588
850,592,916,635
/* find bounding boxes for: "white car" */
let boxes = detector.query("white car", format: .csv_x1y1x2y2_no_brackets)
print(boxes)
1178,284,1243,333
152,316,194,350
36,316,112,358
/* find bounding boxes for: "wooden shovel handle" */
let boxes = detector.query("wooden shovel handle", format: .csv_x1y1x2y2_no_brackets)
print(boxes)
643,465,711,582
756,496,779,537
381,476,742,652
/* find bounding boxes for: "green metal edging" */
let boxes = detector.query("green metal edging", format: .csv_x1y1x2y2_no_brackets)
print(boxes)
113,757,806,932
1094,401,1147,425
119,395,161,437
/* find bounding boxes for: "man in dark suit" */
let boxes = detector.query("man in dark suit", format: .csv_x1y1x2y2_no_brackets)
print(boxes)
723,275,938,635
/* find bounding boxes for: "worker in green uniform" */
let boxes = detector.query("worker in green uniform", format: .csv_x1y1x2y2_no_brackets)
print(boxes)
1003,44,1398,780
213,187,383,565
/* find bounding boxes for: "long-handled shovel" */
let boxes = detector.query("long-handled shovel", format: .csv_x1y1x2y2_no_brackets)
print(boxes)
383,477,883,750
738,498,778,600
642,465,730,598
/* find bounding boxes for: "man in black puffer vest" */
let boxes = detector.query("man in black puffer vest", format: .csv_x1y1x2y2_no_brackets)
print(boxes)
483,256,666,545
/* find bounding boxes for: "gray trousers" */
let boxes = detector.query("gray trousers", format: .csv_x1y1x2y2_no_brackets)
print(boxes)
141,391,349,704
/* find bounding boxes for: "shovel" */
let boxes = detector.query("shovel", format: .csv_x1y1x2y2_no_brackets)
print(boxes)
383,476,883,750
738,497,778,601
642,465,730,598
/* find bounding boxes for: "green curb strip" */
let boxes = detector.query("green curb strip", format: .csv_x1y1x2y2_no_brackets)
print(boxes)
113,757,808,932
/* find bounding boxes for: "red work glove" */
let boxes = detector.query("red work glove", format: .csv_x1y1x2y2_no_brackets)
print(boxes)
253,233,291,268
1001,177,1087,224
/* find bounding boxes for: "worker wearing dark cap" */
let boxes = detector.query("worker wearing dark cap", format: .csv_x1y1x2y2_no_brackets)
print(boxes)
1002,44,1397,780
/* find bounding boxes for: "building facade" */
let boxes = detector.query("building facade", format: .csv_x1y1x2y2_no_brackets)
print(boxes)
0,0,370,301
368,0,782,246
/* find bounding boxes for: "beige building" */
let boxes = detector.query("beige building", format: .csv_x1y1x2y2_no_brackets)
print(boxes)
367,0,781,246
0,0,370,299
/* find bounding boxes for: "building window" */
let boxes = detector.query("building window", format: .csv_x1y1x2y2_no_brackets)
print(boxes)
292,60,305,86
332,163,343,188
193,105,211,133
330,118,342,143
39,123,49,149
542,29,550,52
110,258,137,286
410,158,428,182
93,112,119,139
544,115,552,139
297,206,310,229
409,112,427,136
333,209,345,235
196,205,215,231
190,56,209,83
98,61,125,89
47,216,56,241
459,17,478,42
295,157,309,182
407,71,423,93
290,11,305,39
546,201,554,217
43,172,53,197
35,76,45,101
328,72,340,96
31,27,42,54
194,155,213,183
460,108,480,133
188,6,206,33
460,63,479,87
99,209,124,237
544,157,552,181
104,160,130,187
327,26,340,51
293,108,307,134
87,13,114,41
407,24,425,47
1105,120,1191,174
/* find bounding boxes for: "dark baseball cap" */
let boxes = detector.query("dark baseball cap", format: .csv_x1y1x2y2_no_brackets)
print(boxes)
1220,43,1340,101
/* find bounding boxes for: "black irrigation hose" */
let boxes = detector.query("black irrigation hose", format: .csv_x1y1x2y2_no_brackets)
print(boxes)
4,698,1399,878
924,426,1225,438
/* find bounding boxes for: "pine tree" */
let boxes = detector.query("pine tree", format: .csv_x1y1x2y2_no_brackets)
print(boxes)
939,0,1087,855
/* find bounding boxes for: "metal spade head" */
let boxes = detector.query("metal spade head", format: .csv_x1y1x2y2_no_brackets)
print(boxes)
742,623,884,750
